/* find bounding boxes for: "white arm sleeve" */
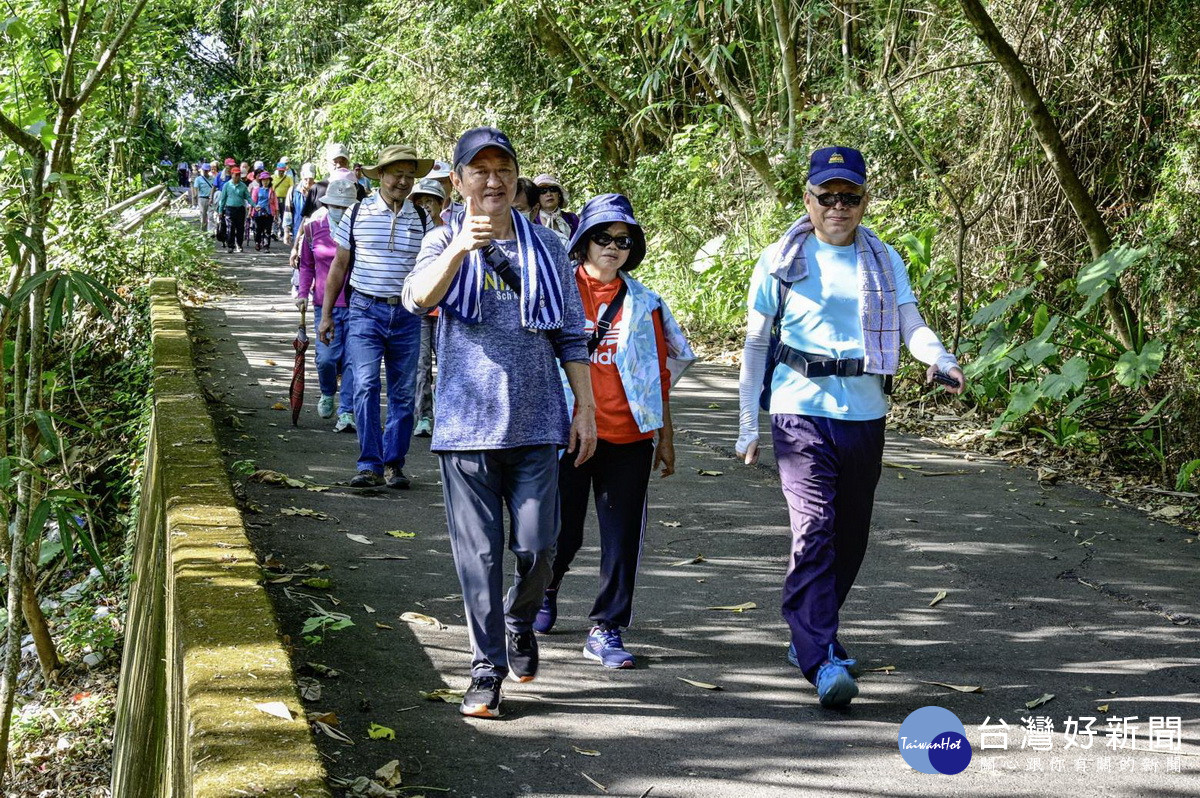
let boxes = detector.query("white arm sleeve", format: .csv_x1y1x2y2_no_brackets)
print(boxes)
900,302,960,373
737,308,772,452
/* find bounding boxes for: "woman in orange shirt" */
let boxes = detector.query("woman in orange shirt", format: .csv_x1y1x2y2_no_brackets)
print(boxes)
535,194,692,669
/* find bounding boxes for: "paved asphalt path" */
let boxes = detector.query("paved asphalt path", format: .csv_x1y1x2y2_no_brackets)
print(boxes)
186,235,1199,797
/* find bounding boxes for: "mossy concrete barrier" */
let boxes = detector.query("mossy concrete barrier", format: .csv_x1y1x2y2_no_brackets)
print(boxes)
111,278,329,798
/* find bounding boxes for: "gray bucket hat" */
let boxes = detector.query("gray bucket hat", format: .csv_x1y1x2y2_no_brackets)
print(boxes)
320,179,358,208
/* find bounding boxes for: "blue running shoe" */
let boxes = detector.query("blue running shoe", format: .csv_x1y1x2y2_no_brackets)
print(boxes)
815,644,858,708
788,642,863,677
583,625,635,669
533,589,558,634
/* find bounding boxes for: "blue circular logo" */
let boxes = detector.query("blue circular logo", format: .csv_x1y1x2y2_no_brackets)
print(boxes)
898,706,973,774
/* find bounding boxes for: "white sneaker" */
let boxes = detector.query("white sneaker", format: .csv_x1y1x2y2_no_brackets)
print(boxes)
317,395,335,418
333,412,355,433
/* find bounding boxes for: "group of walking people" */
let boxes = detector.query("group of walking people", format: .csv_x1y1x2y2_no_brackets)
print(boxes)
203,127,965,718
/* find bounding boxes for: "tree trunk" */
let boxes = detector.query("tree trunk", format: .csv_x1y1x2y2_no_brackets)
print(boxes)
0,155,48,786
771,0,805,151
22,571,60,680
956,0,1141,350
839,0,861,92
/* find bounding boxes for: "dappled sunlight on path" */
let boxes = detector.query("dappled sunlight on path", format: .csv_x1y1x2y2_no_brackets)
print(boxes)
185,242,1200,796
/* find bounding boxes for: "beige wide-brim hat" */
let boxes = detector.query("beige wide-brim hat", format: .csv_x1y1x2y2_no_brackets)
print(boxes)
533,173,570,206
362,145,433,181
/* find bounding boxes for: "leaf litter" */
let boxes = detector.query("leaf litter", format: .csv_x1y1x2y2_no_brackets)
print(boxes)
400,611,446,630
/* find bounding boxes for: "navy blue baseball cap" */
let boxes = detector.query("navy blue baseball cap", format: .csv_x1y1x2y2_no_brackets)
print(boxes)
452,126,519,170
808,146,867,186
567,193,647,271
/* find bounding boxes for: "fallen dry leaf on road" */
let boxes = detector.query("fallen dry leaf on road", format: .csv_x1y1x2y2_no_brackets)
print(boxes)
670,555,706,567
920,681,983,693
400,611,446,630
572,746,601,756
297,677,321,701
375,760,402,788
385,530,416,538
346,534,373,545
677,677,722,690
929,590,948,607
658,521,682,528
363,604,376,613
313,719,354,744
282,506,329,519
862,665,896,674
420,688,465,703
581,772,608,793
306,711,339,725
375,622,394,630
1097,704,1110,712
1153,505,1186,519
707,602,757,612
1025,692,1055,709
254,702,294,721
301,577,332,589
360,554,409,560
696,469,724,476
265,359,277,366
306,661,341,678
302,562,330,572
271,401,287,411
250,469,307,488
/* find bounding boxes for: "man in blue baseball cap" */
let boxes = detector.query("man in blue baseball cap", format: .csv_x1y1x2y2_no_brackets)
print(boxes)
735,146,966,708
402,126,595,719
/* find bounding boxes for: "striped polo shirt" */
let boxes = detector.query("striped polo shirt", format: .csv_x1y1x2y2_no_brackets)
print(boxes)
333,193,428,298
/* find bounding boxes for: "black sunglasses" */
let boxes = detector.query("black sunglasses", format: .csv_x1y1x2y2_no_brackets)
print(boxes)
590,231,634,250
809,189,864,208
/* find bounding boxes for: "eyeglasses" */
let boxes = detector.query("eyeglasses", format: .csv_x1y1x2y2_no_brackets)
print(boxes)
590,232,634,250
808,189,864,208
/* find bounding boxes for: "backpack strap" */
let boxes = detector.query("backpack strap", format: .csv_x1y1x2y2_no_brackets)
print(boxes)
759,276,793,411
413,202,429,234
587,277,628,356
342,201,363,305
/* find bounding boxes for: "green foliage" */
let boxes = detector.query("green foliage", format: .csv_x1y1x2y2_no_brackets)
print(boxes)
301,607,354,646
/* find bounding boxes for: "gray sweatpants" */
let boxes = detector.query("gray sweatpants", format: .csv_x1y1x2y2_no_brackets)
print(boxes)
439,445,560,679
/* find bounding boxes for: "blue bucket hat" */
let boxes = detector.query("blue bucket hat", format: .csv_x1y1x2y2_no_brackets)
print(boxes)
567,193,647,271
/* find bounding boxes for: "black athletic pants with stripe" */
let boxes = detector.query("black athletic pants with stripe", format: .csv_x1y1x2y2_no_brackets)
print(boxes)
552,438,654,629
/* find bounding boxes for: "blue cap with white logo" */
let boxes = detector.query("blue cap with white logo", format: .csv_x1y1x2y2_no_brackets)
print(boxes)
453,126,519,171
808,146,867,186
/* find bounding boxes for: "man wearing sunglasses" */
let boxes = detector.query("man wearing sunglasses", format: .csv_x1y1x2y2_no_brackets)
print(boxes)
736,146,965,709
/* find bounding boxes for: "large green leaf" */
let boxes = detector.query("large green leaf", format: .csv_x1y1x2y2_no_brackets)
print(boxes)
1114,340,1164,389
969,285,1033,327
1040,356,1090,400
1076,246,1148,315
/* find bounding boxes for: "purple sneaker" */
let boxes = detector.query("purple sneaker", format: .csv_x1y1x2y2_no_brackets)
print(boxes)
583,624,634,669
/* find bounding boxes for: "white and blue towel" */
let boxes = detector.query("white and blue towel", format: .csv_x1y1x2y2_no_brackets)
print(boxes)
769,215,900,374
442,208,565,331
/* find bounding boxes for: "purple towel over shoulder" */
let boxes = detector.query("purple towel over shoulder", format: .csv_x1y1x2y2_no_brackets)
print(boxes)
769,215,900,375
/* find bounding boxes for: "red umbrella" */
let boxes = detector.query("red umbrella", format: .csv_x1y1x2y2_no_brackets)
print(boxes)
290,308,309,426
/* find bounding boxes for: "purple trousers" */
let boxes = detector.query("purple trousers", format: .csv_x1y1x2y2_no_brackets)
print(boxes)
772,413,885,684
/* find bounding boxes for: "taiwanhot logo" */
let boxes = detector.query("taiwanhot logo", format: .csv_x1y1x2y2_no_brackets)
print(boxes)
898,706,973,774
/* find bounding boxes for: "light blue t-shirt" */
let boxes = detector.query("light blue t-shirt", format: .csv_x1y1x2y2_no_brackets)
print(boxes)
749,235,916,421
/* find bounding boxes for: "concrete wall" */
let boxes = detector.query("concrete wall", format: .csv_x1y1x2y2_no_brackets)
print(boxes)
112,278,329,798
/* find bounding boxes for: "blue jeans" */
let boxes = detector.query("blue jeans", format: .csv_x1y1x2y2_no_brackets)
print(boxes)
347,293,421,474
314,306,354,416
